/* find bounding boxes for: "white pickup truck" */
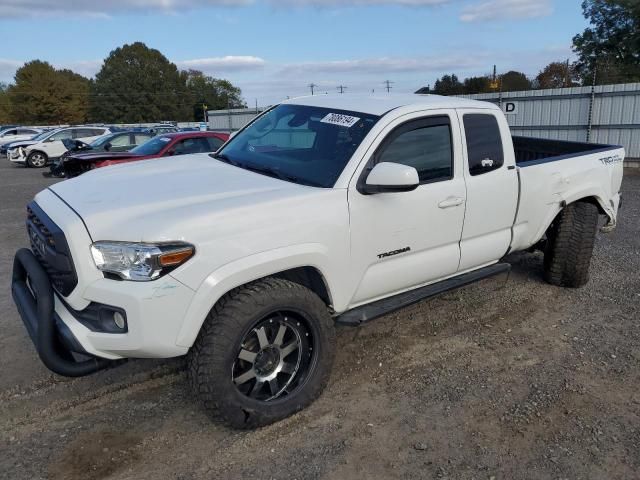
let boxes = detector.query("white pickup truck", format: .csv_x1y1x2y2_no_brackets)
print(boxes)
12,94,624,428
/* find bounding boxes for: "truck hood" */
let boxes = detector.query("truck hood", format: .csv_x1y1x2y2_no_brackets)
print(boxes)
47,153,314,241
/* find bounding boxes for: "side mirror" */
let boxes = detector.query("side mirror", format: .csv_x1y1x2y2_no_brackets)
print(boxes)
165,149,175,156
359,162,420,195
103,142,112,152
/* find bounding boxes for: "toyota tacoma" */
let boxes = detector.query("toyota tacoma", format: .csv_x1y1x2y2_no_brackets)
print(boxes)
12,94,624,428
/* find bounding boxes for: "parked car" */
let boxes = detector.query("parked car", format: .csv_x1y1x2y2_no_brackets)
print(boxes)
0,130,48,156
145,125,178,135
5,130,54,159
9,126,112,168
11,95,623,429
59,131,229,178
0,127,42,146
45,131,156,178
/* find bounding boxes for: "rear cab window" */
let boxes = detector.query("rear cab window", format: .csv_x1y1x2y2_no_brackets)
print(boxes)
463,113,504,175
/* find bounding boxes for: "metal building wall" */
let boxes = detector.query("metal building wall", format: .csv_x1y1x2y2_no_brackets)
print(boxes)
461,83,640,163
206,107,267,132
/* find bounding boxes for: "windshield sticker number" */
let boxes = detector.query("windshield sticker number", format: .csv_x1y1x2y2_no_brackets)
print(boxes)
320,113,360,128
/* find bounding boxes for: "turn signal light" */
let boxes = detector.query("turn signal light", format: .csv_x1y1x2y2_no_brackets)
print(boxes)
159,247,194,267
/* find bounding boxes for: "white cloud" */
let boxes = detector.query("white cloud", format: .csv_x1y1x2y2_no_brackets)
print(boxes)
55,60,103,78
177,56,266,72
460,0,552,22
279,55,486,75
0,0,251,18
0,59,22,82
271,0,450,5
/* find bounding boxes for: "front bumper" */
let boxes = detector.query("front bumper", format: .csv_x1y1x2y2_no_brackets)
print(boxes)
12,248,111,377
8,150,26,164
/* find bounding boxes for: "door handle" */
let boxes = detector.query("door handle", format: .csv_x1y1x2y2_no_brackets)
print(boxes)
438,197,464,209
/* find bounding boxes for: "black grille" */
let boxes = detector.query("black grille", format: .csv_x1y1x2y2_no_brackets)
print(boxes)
26,202,78,296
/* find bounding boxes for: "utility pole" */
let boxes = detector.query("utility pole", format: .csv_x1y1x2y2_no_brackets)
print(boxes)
308,83,318,95
383,80,394,93
490,65,499,91
565,58,571,87
337,85,347,94
202,104,207,123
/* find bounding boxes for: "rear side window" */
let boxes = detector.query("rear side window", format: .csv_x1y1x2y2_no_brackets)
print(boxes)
72,128,93,138
50,130,73,141
376,116,453,184
134,134,153,144
173,137,211,155
207,136,225,151
463,114,504,176
109,134,132,147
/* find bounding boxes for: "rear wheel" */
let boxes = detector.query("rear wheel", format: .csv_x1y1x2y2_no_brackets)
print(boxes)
188,278,335,429
543,201,599,288
27,151,48,168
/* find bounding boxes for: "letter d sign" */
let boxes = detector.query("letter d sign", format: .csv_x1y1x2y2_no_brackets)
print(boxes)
503,102,518,115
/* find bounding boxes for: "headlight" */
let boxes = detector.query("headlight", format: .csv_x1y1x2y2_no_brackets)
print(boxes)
90,241,195,281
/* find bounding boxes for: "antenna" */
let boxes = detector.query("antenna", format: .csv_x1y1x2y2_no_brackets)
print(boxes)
337,85,348,94
308,83,318,95
383,80,394,93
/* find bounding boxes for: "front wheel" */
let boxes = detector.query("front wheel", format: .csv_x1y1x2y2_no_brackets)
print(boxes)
188,278,336,429
27,151,48,168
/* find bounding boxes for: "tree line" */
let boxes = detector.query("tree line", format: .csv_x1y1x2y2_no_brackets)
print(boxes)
422,0,639,96
0,42,245,125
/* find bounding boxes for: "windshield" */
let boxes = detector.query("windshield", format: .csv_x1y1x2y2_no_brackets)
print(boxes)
216,104,380,187
130,136,171,156
31,131,51,141
90,134,116,147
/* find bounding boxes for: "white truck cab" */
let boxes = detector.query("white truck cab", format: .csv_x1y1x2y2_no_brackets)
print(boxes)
12,94,624,428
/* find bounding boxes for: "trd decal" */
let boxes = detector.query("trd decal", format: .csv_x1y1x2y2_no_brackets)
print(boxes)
599,154,623,166
377,247,411,259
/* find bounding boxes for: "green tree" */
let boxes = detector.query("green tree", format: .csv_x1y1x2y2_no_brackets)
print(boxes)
463,76,492,94
7,60,90,124
91,42,190,123
433,74,464,95
0,83,10,124
182,69,245,122
573,0,640,84
535,61,580,89
500,71,532,92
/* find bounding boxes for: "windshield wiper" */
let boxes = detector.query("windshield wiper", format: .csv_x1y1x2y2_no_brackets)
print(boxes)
242,164,322,187
210,152,240,167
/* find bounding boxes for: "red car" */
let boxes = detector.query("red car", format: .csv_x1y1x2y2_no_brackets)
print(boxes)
56,131,229,178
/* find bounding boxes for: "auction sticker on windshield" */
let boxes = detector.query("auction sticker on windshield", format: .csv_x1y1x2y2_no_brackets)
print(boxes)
321,113,361,128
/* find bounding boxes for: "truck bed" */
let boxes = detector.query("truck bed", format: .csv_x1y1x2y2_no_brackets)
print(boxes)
513,136,619,166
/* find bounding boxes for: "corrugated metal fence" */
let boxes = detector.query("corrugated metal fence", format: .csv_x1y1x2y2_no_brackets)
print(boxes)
206,84,640,167
460,83,640,165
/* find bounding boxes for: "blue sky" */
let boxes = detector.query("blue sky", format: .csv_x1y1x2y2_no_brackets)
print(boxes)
0,0,588,105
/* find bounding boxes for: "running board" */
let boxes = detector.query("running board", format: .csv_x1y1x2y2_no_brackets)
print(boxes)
335,263,511,326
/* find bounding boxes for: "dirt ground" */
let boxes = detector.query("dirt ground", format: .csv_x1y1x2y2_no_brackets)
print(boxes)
1,160,639,480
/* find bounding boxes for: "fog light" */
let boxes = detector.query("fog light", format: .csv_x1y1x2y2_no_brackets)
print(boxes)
113,311,126,330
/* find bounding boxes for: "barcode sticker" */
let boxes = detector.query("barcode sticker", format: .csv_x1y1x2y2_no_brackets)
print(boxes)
320,113,360,128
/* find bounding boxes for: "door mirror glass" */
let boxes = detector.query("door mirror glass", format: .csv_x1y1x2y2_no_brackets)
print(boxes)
361,162,419,194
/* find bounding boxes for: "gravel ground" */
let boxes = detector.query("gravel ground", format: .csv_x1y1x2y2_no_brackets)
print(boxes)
1,160,639,480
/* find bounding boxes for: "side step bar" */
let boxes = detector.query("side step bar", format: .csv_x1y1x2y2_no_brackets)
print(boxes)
335,263,511,326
